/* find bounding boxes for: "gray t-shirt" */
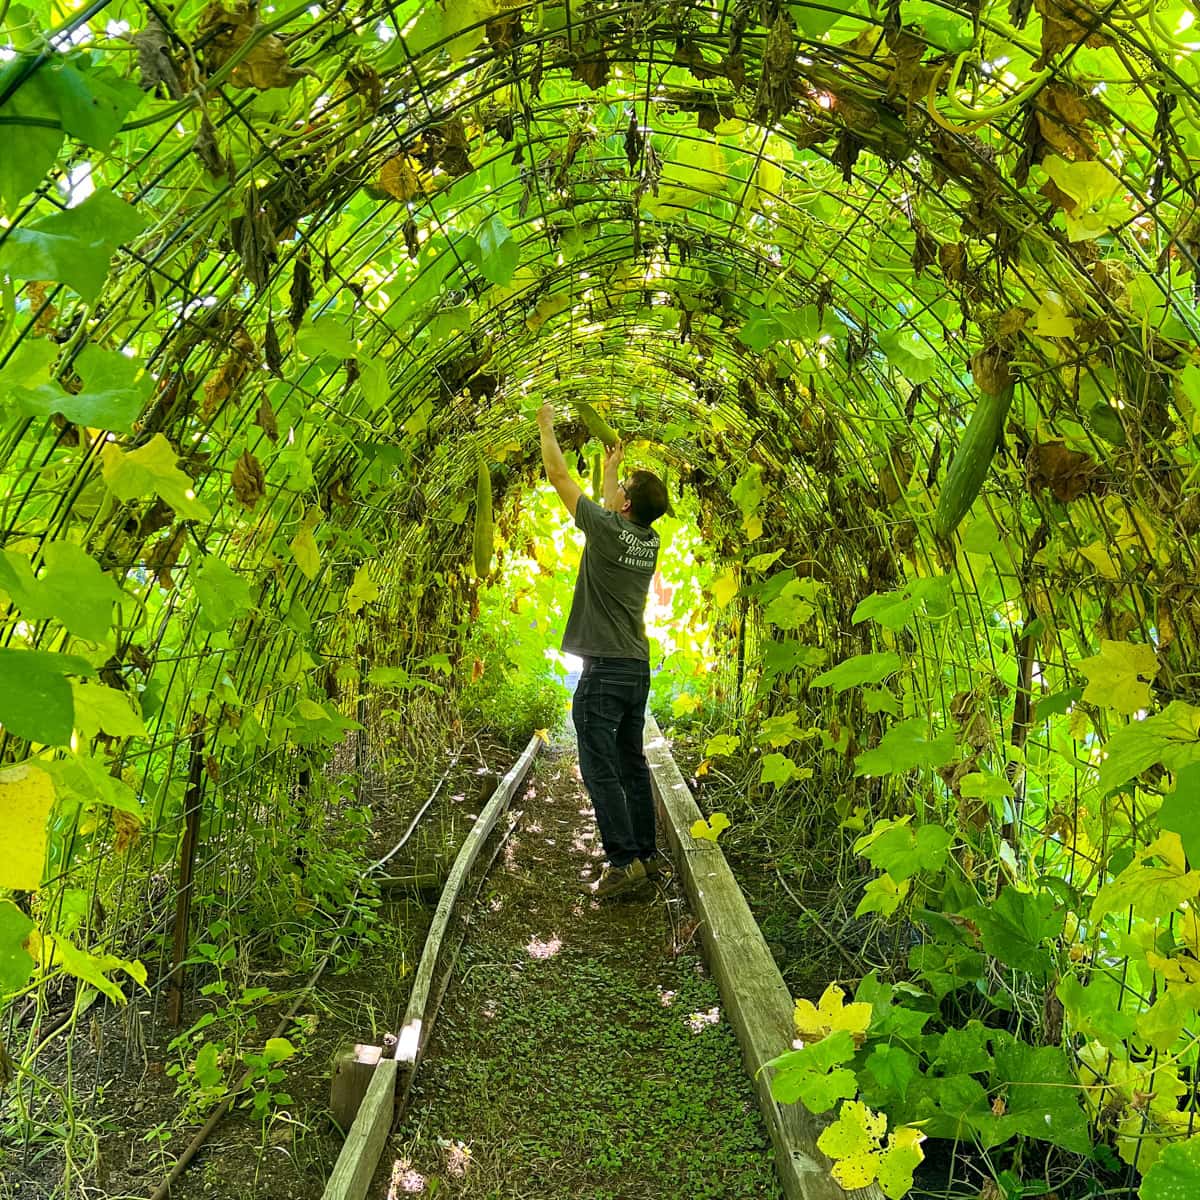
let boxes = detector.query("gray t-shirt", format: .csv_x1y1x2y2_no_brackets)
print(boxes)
561,496,660,660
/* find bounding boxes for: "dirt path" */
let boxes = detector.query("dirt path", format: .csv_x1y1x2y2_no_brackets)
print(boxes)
368,742,784,1200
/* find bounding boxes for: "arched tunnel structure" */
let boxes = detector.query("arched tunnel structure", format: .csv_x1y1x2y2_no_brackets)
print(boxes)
2,0,1200,1195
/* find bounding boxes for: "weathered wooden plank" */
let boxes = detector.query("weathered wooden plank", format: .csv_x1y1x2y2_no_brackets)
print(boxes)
322,1059,398,1200
319,733,541,1200
644,715,882,1200
394,733,540,1069
330,1042,384,1133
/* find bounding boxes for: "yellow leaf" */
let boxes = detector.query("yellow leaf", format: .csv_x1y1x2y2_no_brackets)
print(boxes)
742,513,763,541
1031,290,1076,338
817,1099,887,1190
290,527,319,579
793,982,873,1044
712,569,739,609
1078,540,1121,579
672,692,701,717
690,811,730,843
533,728,550,743
696,758,711,778
346,564,380,614
877,1125,926,1198
1078,639,1158,715
0,763,54,889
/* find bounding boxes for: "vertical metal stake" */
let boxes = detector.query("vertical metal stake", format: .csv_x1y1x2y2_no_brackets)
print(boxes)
167,730,205,1028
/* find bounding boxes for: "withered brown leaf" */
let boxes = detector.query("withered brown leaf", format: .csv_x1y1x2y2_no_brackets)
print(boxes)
231,449,265,509
1026,440,1101,502
255,391,279,442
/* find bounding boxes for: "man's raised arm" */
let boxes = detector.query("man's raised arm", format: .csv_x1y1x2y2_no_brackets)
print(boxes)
602,439,624,511
537,403,583,518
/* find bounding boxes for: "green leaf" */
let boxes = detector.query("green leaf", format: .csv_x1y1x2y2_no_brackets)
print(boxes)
813,651,904,693
757,710,814,749
0,337,58,397
0,648,94,744
193,555,255,632
296,316,357,359
1078,639,1158,715
907,942,984,999
0,541,122,642
760,753,813,788
49,59,143,149
263,1036,296,1063
1158,763,1200,865
71,681,147,739
958,771,1014,800
862,1043,919,1103
193,1042,224,1089
854,873,910,918
0,58,63,212
1056,974,1138,1052
929,1021,994,1076
877,328,938,383
863,689,900,715
45,932,146,1003
1042,155,1135,242
853,576,952,631
730,464,766,516
704,733,741,757
43,753,140,816
1097,703,1200,795
690,811,731,842
766,1029,858,1112
967,888,1060,974
0,899,36,996
358,356,390,410
476,214,519,286
1091,859,1200,925
990,1034,1091,1152
1140,1135,1200,1200
14,343,152,433
761,640,826,683
101,433,210,521
855,818,952,881
854,719,956,777
789,0,854,37
0,187,150,301
763,578,820,629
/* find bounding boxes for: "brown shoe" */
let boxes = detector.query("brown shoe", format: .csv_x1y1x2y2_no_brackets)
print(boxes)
642,854,672,881
589,858,647,899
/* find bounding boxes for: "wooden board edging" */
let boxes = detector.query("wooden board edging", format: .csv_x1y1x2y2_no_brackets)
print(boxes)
644,715,882,1200
319,733,541,1200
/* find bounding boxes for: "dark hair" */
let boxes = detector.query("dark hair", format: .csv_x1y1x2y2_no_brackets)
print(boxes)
625,470,669,525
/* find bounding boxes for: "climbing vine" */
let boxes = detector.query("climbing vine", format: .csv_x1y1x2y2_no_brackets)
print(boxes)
2,0,1200,1195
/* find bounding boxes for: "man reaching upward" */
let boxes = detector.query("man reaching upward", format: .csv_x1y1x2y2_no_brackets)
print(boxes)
536,403,670,899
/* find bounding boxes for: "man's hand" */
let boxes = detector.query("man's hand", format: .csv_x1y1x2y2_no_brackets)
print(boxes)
536,402,555,429
604,439,624,471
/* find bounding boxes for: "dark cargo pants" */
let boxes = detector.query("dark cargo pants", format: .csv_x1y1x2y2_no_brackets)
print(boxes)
571,656,655,869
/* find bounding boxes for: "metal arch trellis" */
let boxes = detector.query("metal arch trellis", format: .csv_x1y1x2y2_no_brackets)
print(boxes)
1,0,1200,1192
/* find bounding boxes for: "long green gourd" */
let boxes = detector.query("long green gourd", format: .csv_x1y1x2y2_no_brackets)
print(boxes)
933,383,1014,540
575,400,619,449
